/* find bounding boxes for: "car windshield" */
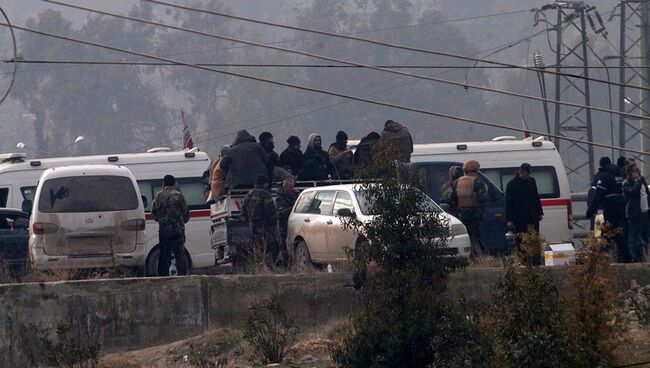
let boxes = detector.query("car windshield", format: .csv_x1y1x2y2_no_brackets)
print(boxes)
38,175,138,213
354,188,441,215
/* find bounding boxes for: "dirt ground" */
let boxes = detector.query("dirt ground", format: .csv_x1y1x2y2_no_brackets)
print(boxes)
99,323,344,368
99,325,650,368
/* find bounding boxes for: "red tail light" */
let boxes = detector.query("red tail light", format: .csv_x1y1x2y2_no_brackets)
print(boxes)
32,222,59,235
120,219,145,231
567,200,574,230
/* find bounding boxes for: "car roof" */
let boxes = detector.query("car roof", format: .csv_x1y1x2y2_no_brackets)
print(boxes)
298,184,360,194
40,164,135,180
413,138,556,155
0,150,210,175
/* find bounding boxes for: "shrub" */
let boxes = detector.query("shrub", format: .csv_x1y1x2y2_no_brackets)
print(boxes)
564,233,626,367
487,258,576,367
332,141,467,367
243,295,299,364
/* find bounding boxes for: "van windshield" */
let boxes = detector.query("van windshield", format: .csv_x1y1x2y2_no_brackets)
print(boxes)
38,175,138,213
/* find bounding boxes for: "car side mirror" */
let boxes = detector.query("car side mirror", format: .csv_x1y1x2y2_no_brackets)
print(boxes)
439,203,450,212
141,196,148,208
337,208,354,217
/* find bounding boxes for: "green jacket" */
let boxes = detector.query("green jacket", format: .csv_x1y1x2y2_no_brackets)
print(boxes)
152,186,190,227
242,185,277,224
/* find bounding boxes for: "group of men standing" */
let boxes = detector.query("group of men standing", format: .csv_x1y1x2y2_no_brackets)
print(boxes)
213,119,414,268
587,156,650,263
442,162,543,259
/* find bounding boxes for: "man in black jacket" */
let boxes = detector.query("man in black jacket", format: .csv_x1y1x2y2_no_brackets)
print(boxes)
505,163,544,234
279,135,303,176
622,164,650,262
587,161,628,262
220,130,268,190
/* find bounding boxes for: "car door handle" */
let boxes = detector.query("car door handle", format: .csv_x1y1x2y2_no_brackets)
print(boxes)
304,218,310,223
326,220,333,225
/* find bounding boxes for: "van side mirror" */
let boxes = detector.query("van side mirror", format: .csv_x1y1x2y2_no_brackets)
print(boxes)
337,208,354,217
141,196,148,208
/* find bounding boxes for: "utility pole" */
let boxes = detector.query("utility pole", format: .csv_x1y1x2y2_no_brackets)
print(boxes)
543,1,596,190
641,1,650,170
616,0,650,171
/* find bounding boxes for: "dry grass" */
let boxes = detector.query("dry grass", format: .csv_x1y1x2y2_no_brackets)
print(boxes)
22,266,139,283
99,319,348,368
468,255,504,269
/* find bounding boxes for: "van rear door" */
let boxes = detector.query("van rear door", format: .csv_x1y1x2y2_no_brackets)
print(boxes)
36,176,141,257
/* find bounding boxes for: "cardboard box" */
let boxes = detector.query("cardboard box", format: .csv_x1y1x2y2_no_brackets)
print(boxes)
544,243,576,266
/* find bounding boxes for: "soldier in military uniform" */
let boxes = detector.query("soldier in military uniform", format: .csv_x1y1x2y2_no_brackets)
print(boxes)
242,174,279,267
152,175,191,276
450,160,489,258
276,177,300,264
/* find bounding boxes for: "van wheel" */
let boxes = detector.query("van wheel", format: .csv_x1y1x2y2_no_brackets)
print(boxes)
294,240,317,272
146,247,192,276
145,247,160,276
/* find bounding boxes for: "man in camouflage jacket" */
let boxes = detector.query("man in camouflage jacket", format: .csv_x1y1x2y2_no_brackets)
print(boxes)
152,175,191,276
242,174,279,267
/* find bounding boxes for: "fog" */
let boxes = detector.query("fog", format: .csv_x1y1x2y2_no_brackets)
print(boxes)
0,0,638,187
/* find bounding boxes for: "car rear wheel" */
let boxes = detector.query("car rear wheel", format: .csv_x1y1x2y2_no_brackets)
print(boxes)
294,240,317,272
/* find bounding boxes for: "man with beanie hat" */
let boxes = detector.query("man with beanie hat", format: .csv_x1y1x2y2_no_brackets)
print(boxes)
450,160,489,258
328,130,353,180
152,175,191,276
259,132,279,185
353,131,381,170
280,135,303,175
241,174,279,267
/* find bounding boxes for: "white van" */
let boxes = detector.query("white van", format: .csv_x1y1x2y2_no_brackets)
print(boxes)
0,149,212,274
412,136,573,244
30,165,146,271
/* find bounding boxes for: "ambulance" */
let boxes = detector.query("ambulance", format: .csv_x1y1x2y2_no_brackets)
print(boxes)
0,149,212,275
412,136,573,245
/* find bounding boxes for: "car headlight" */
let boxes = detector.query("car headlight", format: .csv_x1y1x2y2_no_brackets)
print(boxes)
451,223,467,237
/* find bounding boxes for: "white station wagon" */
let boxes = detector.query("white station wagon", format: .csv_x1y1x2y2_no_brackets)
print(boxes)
286,184,471,269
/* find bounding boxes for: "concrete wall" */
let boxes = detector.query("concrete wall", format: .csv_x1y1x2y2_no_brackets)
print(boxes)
3,265,650,366
0,273,357,367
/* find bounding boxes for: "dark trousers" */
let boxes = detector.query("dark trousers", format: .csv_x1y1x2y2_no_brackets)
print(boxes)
604,210,629,263
513,221,540,235
250,221,279,267
158,234,188,276
628,215,650,263
458,207,484,258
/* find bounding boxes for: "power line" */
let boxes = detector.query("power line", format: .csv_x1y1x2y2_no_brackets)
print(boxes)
35,0,650,122
141,0,650,93
0,12,547,77
2,22,648,157
140,33,520,148
6,59,650,69
0,6,536,78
